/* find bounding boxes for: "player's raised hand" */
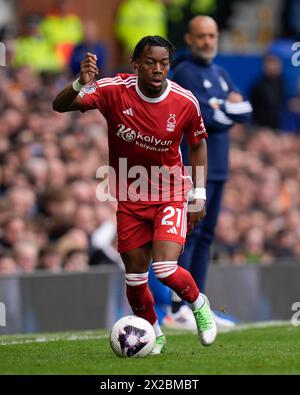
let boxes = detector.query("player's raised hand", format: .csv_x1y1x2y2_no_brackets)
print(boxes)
79,53,99,85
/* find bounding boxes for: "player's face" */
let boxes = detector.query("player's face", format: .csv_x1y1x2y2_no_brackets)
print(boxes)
134,45,170,97
185,19,218,63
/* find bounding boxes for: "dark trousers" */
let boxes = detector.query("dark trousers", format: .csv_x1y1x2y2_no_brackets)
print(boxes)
178,180,225,293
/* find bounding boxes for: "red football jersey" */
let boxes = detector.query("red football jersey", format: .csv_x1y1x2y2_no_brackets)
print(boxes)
80,73,207,203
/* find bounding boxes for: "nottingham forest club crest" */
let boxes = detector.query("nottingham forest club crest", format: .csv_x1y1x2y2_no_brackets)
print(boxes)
166,114,176,132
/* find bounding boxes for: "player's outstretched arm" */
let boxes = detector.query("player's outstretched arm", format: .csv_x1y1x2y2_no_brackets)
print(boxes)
53,53,99,113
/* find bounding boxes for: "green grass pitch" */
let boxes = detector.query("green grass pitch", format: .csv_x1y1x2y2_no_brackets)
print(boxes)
0,323,299,375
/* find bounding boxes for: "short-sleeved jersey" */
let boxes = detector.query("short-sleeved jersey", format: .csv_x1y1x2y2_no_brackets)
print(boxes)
80,73,207,203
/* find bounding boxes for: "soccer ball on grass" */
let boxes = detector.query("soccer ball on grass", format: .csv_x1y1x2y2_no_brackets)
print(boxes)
110,315,156,358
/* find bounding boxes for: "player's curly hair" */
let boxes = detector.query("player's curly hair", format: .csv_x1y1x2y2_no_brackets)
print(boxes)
131,36,176,65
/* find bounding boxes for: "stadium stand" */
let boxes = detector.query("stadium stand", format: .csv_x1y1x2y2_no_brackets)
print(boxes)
0,0,300,277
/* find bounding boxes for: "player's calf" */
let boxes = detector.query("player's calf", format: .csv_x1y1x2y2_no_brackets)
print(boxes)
125,272,157,324
152,262,199,303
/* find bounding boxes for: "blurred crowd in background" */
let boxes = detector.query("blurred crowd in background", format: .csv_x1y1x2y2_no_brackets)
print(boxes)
0,0,300,275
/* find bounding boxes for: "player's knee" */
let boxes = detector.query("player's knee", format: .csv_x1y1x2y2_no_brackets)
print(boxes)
152,261,178,279
121,252,149,273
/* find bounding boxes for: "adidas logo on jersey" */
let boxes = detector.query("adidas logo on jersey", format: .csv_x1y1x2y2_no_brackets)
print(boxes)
123,108,134,116
167,226,178,235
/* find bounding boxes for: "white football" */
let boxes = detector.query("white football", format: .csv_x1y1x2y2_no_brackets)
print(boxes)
110,315,156,358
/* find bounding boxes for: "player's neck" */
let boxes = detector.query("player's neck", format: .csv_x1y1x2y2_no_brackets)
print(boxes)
137,80,168,99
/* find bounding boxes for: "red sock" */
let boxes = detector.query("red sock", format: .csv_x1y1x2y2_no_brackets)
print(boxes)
125,273,157,325
155,264,200,304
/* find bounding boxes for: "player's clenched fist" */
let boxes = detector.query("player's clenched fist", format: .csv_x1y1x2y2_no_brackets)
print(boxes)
79,53,99,85
187,199,206,234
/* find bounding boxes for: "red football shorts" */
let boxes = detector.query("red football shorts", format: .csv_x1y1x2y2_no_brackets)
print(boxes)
117,201,188,253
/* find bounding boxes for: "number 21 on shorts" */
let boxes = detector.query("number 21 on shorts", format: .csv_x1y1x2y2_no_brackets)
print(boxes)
161,206,182,227
161,204,187,236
